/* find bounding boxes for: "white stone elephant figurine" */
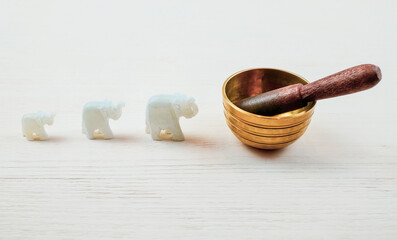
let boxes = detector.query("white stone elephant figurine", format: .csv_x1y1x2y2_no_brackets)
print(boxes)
22,111,55,141
82,101,125,140
145,94,198,141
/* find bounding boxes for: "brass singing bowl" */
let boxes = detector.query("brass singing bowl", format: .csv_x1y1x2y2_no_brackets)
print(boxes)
223,68,316,150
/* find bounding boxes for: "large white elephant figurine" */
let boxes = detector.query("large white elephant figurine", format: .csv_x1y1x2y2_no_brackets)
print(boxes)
146,93,198,141
82,101,125,140
22,111,55,141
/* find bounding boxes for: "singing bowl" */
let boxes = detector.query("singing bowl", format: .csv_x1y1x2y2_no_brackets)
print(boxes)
222,68,316,150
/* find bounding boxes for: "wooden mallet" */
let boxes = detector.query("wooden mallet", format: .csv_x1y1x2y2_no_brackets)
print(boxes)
234,64,382,116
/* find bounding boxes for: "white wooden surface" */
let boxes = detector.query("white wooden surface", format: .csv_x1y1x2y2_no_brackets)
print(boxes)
1,1,396,239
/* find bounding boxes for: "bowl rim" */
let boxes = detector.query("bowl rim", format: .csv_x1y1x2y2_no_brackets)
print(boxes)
223,67,316,120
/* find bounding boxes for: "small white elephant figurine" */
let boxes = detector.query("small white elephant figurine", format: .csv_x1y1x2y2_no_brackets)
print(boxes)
22,111,55,141
82,101,125,140
146,93,198,141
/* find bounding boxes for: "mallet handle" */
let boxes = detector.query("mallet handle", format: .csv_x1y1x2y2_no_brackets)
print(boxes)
234,64,382,116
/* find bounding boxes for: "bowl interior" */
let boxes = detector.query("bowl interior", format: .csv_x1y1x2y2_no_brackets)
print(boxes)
225,68,310,103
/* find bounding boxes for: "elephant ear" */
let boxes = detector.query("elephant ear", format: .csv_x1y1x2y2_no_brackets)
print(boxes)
172,95,183,116
34,111,45,126
187,96,195,104
99,101,111,119
99,106,108,119
35,117,43,126
173,102,182,116
116,101,125,109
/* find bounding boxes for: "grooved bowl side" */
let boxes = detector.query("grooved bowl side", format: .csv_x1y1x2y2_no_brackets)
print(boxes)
223,68,316,150
224,110,312,136
226,120,310,145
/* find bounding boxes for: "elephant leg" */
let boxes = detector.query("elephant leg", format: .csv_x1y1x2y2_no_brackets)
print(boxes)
84,125,96,139
82,121,87,134
145,121,150,134
169,122,184,141
150,124,161,141
101,125,114,140
25,132,35,141
36,128,48,140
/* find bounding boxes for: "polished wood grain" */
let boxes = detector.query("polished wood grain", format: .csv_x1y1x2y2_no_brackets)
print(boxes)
301,64,381,101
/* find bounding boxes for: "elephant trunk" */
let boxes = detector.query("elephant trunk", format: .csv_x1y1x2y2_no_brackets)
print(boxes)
191,102,199,117
47,113,56,125
116,101,125,110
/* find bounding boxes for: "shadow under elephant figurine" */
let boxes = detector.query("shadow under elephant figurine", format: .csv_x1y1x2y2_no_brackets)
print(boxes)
82,100,125,140
22,111,55,141
146,93,199,141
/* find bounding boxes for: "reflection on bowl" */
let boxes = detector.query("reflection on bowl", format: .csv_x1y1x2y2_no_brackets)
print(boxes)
223,68,316,150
